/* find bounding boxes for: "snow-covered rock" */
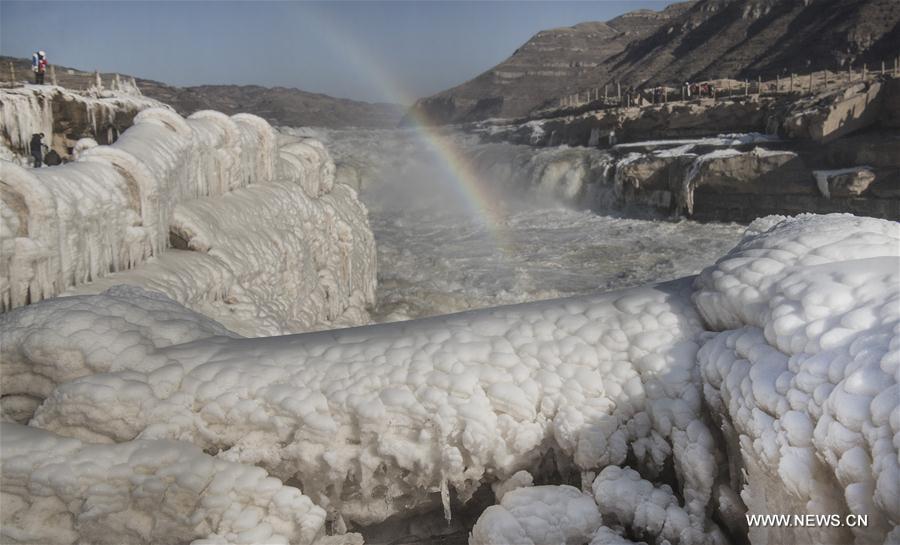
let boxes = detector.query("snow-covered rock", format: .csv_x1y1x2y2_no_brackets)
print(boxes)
0,423,326,545
694,213,900,544
813,166,876,198
28,277,714,529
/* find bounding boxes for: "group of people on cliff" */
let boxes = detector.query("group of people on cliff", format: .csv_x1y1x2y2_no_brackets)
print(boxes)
620,81,717,107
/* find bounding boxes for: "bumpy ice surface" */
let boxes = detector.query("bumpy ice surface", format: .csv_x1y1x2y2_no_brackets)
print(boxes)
2,104,376,336
2,193,896,545
1,423,325,545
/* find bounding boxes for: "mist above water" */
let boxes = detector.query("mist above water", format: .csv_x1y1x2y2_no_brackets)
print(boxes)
287,127,746,322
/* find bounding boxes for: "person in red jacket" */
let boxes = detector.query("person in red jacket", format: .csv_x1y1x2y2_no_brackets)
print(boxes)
34,51,47,84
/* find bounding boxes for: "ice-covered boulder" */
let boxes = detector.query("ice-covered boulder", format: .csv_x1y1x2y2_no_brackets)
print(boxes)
677,148,810,215
694,213,900,544
591,465,725,545
470,485,603,545
0,423,326,545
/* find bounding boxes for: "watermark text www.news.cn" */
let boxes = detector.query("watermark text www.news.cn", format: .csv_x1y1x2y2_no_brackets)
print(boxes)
746,514,869,528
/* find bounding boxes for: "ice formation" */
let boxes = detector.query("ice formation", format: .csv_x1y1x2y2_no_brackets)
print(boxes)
471,485,603,545
67,179,375,336
2,101,376,335
27,277,717,531
2,121,896,545
0,285,237,423
0,85,162,155
591,465,725,545
694,214,900,544
0,423,326,545
464,214,898,544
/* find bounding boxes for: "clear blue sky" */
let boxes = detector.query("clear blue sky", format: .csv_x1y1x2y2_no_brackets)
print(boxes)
1,1,671,105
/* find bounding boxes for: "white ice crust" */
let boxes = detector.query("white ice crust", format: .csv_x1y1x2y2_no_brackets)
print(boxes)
2,101,376,335
0,285,237,422
468,213,898,545
0,422,326,545
694,213,900,544
471,485,603,545
2,185,896,545
66,179,376,336
0,85,162,157
28,277,713,531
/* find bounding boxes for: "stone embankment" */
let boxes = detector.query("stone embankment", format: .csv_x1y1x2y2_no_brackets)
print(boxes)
475,76,900,221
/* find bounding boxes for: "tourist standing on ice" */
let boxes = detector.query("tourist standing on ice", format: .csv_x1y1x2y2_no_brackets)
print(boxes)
30,133,45,167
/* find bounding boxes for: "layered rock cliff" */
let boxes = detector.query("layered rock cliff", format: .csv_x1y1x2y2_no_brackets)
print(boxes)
410,0,900,124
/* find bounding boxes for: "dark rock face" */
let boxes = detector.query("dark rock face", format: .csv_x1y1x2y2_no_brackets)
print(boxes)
0,56,404,129
411,0,900,124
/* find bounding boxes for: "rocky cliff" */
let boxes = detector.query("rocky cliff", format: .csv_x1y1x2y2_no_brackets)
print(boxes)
0,56,404,129
410,0,900,124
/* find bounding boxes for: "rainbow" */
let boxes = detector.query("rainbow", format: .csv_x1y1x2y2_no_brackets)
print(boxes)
303,8,515,254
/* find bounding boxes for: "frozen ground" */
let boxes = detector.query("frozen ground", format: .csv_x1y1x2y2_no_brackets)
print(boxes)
288,127,745,322
3,213,896,545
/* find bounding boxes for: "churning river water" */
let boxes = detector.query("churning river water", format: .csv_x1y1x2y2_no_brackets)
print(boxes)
288,127,747,323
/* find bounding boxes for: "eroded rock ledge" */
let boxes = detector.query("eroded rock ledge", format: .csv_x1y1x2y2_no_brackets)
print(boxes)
472,76,900,222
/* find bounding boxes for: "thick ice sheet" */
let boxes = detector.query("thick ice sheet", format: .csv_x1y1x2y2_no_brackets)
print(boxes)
466,214,898,545
30,277,715,529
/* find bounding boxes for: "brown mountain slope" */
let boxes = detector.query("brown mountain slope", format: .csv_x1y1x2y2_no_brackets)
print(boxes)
409,0,900,124
405,2,695,124
0,56,404,129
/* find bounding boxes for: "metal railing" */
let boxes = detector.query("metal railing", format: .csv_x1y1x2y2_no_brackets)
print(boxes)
556,56,900,111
